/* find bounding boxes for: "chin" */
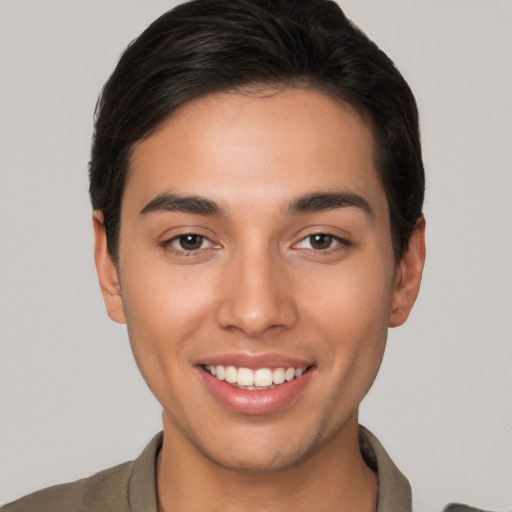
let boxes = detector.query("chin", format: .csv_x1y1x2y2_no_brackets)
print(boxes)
194,429,321,474
205,447,309,474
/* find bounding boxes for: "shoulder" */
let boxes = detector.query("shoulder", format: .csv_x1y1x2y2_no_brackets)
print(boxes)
1,432,162,512
0,460,135,512
444,505,498,512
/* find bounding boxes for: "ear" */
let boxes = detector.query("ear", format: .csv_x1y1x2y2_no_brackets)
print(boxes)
92,211,126,324
389,218,426,327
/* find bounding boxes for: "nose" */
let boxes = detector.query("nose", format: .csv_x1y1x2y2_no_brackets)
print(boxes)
216,247,298,338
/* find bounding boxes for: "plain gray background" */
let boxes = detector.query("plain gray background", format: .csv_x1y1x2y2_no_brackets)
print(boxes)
0,1,511,510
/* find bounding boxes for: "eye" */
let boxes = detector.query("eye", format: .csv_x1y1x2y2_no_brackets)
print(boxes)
294,233,346,251
165,234,213,252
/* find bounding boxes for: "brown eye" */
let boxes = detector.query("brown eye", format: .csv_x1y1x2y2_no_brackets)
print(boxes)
293,233,348,253
309,234,334,250
162,232,220,256
177,234,204,251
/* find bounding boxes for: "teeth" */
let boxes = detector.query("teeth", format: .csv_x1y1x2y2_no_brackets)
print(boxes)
254,368,273,387
273,367,285,384
205,365,307,390
225,365,237,383
237,367,254,386
216,365,225,380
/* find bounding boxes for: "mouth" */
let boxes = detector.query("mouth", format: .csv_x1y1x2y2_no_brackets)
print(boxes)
199,358,315,415
203,364,308,390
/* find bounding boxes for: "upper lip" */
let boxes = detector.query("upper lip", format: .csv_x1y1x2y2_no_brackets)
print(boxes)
195,352,314,370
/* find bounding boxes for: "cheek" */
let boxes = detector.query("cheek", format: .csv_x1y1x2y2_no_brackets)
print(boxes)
301,253,395,372
118,260,219,409
306,259,394,326
121,255,215,324
118,256,220,373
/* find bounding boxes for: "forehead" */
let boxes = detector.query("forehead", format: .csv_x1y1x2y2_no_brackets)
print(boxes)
125,88,386,217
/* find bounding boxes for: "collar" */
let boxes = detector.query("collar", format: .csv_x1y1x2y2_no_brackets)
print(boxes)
359,425,412,512
127,426,411,512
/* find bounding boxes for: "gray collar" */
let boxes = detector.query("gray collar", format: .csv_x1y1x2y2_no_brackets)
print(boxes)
128,426,411,512
359,425,412,512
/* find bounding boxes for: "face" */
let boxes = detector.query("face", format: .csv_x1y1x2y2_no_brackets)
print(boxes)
94,88,424,472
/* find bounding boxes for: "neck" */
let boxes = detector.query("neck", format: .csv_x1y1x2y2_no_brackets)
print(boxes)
156,413,377,512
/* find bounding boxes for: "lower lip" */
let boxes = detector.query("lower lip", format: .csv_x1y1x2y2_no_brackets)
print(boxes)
199,366,314,415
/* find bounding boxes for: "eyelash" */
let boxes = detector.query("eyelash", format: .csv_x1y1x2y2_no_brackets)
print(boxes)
292,233,349,253
161,234,218,256
161,232,349,256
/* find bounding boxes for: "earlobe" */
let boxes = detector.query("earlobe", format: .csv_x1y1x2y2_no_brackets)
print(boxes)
389,218,426,328
92,211,126,324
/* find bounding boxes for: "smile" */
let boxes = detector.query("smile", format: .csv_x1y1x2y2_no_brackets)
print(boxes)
204,365,307,390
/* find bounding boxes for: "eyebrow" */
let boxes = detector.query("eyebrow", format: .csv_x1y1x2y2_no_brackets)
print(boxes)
286,191,374,219
139,190,374,219
140,192,224,217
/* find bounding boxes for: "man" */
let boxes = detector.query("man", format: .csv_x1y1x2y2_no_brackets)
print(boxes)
0,1,491,511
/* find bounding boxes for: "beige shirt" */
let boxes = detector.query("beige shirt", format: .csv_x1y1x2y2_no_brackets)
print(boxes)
0,426,483,512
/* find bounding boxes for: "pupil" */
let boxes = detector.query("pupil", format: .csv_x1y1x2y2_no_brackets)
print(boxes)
311,234,332,250
179,235,203,250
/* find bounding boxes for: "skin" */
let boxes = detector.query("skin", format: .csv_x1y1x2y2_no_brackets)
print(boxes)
93,88,425,512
